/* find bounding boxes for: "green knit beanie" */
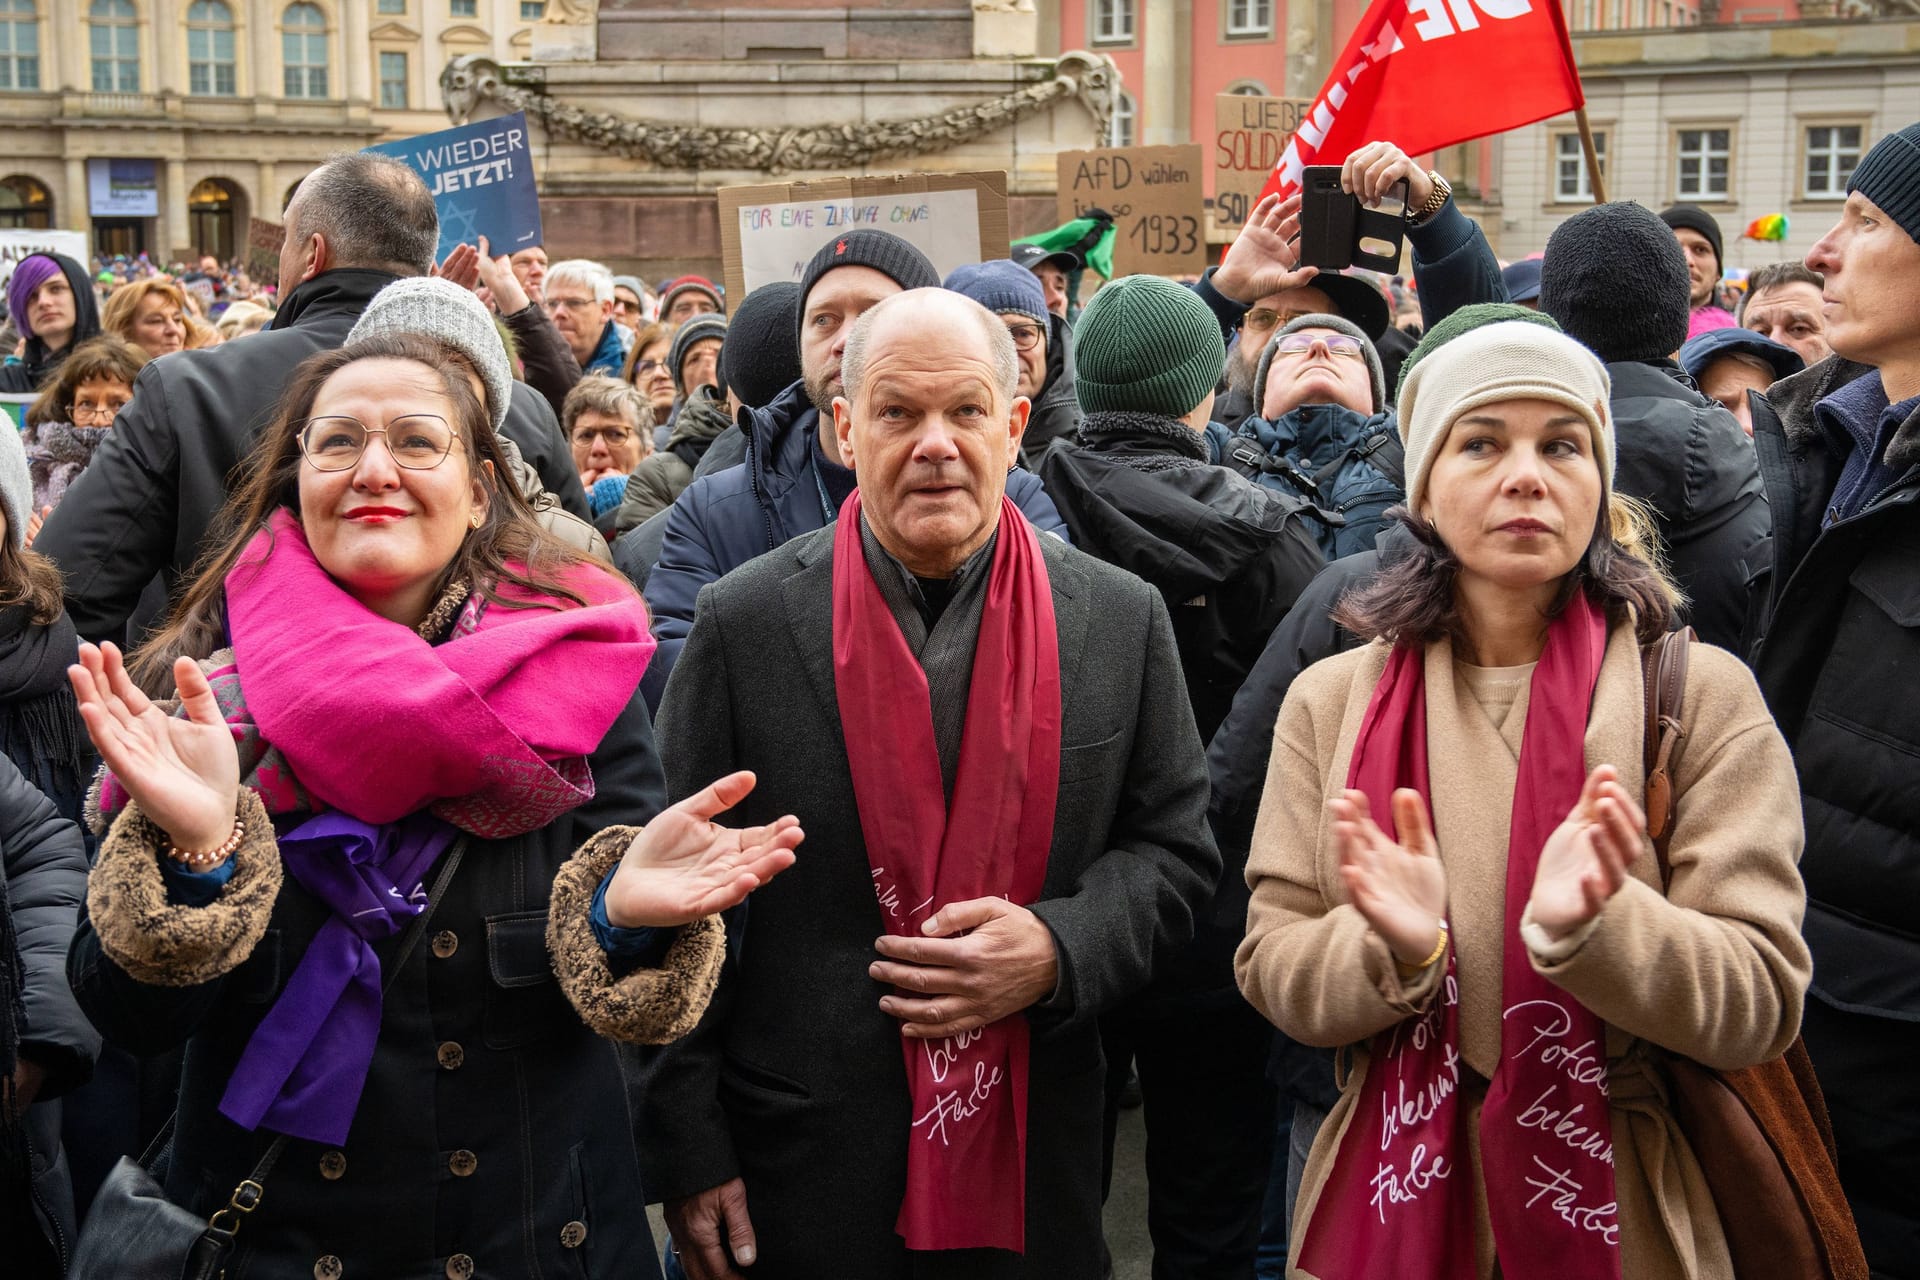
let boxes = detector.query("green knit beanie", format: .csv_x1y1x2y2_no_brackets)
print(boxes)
1072,275,1225,418
1396,302,1562,402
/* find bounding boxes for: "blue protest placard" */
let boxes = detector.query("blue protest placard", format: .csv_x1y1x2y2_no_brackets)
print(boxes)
366,112,542,262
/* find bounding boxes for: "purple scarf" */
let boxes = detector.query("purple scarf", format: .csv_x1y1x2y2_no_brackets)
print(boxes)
218,811,456,1144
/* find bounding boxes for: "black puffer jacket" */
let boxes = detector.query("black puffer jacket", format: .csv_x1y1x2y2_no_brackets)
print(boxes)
34,271,588,643
1037,411,1323,745
1606,359,1769,650
1750,355,1920,1028
1,751,94,1276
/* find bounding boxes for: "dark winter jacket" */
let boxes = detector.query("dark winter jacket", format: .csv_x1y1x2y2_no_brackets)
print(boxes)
612,384,731,534
2,750,95,1275
1749,355,1920,1028
0,254,100,395
1037,411,1323,744
644,379,1070,688
1605,359,1770,651
33,270,588,643
0,607,93,838
1223,404,1405,560
1019,312,1083,469
68,687,670,1279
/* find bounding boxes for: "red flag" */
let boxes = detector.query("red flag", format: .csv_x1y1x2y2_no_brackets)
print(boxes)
1258,0,1584,202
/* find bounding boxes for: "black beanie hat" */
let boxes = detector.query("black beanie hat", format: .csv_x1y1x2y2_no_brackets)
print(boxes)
1659,202,1725,277
1848,121,1920,245
719,281,802,410
795,230,940,343
1540,202,1691,364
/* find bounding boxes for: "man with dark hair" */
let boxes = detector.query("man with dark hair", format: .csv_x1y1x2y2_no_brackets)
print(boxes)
1748,121,1920,1277
1539,200,1768,649
642,230,1067,690
1739,260,1830,366
36,151,585,643
1660,202,1738,339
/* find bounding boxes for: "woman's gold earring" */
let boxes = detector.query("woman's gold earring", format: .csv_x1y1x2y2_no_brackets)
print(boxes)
470,510,483,529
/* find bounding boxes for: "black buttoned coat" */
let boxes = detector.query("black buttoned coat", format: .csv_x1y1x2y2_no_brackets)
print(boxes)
638,522,1221,1280
67,691,667,1280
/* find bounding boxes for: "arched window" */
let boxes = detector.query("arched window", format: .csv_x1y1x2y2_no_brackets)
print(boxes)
1226,80,1270,97
1107,91,1136,148
0,174,52,228
189,176,246,260
0,0,39,92
281,2,327,99
187,0,235,97
89,0,139,93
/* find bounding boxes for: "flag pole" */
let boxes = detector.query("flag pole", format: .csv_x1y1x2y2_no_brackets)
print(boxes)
1574,109,1606,203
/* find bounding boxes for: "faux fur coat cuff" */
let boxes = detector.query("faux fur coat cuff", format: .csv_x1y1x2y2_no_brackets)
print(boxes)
87,788,284,988
546,825,726,1045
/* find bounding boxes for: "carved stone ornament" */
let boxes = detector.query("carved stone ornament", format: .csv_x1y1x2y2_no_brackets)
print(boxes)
438,51,1116,174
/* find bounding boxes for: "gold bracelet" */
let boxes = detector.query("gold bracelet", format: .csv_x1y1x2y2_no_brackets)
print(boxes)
166,819,246,872
1395,921,1449,978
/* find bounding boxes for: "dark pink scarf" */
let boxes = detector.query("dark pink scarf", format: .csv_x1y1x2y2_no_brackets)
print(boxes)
831,493,1062,1255
1298,591,1620,1279
112,509,654,837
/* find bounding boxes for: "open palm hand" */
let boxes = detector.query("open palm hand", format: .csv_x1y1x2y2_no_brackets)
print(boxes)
69,643,240,851
602,772,802,929
1528,765,1645,940
1332,788,1449,968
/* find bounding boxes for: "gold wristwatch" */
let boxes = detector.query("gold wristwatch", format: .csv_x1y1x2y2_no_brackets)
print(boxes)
1408,171,1451,225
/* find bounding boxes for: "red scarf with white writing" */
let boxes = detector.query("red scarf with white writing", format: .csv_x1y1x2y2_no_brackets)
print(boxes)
831,492,1062,1254
1298,591,1620,1280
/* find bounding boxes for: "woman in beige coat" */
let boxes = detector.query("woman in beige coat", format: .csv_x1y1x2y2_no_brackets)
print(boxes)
1236,318,1810,1280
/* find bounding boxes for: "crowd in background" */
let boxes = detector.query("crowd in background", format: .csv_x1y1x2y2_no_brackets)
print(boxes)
0,119,1915,1280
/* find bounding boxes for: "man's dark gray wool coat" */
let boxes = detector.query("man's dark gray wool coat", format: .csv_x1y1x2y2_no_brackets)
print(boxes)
639,522,1221,1280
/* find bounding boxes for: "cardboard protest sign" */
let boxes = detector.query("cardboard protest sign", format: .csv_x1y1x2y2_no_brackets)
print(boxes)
1056,145,1206,278
1213,94,1310,232
717,172,1009,310
0,230,90,284
366,111,541,263
245,219,284,284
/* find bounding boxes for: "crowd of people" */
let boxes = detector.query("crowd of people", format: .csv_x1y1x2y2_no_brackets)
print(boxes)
0,117,1915,1280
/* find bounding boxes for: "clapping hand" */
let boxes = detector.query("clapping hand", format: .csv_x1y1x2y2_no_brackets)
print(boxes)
472,235,531,315
434,243,482,291
1212,192,1320,304
1526,765,1645,941
68,643,240,853
600,771,802,929
1331,788,1449,969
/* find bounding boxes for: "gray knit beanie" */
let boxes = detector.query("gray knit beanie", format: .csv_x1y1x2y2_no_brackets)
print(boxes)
347,277,514,433
0,422,29,551
1848,121,1920,244
1073,275,1224,418
1251,313,1387,418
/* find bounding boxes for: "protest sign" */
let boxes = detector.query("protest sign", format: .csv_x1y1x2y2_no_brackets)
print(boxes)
0,230,90,285
1213,94,1310,232
246,219,284,283
717,172,1008,310
366,111,541,263
1056,145,1206,278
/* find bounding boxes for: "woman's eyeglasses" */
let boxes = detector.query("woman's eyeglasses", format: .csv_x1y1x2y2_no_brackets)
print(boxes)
298,415,459,471
1271,334,1367,360
572,425,634,447
71,401,129,425
631,359,668,378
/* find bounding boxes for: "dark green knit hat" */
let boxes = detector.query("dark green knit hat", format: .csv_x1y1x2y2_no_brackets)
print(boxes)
1395,302,1563,402
1073,275,1224,417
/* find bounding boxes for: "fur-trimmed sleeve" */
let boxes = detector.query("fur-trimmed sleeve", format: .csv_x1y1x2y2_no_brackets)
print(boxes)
86,787,283,988
546,825,726,1045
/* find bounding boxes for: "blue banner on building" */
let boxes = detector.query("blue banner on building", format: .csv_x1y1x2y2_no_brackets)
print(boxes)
367,112,542,263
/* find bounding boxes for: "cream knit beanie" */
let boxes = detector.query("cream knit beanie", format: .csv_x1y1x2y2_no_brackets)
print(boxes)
1397,321,1614,516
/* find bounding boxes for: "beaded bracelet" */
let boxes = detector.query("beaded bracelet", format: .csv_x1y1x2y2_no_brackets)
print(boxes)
166,819,246,873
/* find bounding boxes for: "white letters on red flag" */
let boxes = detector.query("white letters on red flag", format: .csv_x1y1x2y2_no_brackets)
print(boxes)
1257,0,1583,201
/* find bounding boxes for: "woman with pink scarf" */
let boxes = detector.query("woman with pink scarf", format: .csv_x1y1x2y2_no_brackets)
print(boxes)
1236,319,1813,1279
64,332,800,1278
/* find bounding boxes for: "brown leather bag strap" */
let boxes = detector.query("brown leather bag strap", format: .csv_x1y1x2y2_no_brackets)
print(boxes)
1641,626,1697,887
